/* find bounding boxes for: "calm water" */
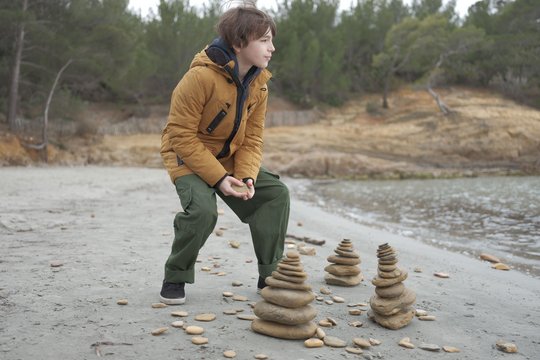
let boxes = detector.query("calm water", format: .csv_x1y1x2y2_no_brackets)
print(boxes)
292,176,540,277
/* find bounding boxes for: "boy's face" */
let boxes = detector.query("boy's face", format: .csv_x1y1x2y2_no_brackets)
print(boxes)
234,28,275,69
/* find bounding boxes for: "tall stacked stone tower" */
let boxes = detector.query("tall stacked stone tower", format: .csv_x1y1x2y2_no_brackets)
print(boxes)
251,251,317,339
368,243,416,329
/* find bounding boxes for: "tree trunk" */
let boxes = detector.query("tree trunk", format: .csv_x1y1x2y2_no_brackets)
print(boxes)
7,0,28,132
382,73,390,109
427,54,452,116
40,59,73,162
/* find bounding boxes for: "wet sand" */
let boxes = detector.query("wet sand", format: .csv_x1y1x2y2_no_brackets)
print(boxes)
1,167,539,359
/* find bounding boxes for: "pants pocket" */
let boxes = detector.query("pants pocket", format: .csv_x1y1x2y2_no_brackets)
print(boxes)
175,181,193,212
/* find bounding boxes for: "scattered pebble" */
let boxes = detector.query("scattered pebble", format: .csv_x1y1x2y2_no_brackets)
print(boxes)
318,319,333,327
223,350,237,358
286,244,296,249
345,347,363,354
151,303,168,309
348,321,363,327
171,321,184,328
332,296,345,303
50,260,63,268
232,281,243,287
217,209,225,215
415,309,428,317
245,259,253,263
191,336,208,345
419,343,441,351
216,272,227,276
185,326,204,335
254,354,268,359
201,266,211,271
418,315,436,321
237,314,257,321
298,246,316,256
223,292,234,297
304,338,324,348
229,241,240,249
151,327,168,336
316,327,326,339
325,300,334,305
232,295,248,302
116,299,128,305
320,287,332,295
480,253,500,263
496,340,518,353
442,345,461,353
215,230,224,237
369,338,381,346
326,317,337,326
492,263,510,271
353,338,371,348
224,309,237,315
413,267,423,273
398,337,415,349
195,313,216,322
349,309,362,316
297,221,303,227
315,296,324,301
434,272,449,278
171,311,189,317
323,336,347,348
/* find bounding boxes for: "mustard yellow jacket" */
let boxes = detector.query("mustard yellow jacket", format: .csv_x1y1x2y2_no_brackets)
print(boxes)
161,40,271,186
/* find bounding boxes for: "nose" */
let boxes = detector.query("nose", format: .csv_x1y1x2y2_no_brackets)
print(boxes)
269,40,275,53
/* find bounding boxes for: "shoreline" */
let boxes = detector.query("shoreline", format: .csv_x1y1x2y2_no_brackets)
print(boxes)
286,177,540,279
1,166,539,359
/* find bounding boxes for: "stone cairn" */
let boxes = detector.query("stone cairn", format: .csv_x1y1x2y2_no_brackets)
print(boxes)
324,239,363,286
251,251,317,339
368,243,416,330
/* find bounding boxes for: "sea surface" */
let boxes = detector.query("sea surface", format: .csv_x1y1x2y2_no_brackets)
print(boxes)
290,176,540,277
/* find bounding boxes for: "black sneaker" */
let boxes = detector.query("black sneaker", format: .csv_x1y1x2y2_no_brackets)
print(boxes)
159,281,185,305
257,276,267,294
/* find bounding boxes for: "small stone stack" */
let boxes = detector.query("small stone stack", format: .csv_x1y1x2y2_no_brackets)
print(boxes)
368,243,416,330
324,239,363,286
251,251,317,339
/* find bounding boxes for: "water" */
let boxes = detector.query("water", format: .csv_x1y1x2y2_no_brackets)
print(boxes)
292,176,540,277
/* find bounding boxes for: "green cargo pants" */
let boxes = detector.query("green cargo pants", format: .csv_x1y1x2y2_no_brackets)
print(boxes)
164,168,290,283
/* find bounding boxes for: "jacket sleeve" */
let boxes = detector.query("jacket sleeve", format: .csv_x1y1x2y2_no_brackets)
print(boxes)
166,69,228,186
234,89,267,182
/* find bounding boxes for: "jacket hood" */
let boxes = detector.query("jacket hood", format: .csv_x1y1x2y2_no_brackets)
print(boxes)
190,37,271,85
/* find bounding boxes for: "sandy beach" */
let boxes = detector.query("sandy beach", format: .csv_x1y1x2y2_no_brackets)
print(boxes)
1,167,539,359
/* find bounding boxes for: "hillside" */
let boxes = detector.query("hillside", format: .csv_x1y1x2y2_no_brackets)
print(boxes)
1,87,539,179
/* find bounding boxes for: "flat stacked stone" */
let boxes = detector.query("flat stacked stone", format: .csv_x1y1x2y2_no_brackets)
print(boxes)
368,243,416,330
251,251,317,340
324,239,363,286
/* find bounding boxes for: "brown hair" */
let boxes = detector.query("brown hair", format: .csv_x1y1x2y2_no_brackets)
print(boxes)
217,5,276,49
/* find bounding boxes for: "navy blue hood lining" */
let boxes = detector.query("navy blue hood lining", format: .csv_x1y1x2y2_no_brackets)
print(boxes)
205,37,261,88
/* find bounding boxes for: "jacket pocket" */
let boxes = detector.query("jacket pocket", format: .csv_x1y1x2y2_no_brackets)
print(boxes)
206,109,227,134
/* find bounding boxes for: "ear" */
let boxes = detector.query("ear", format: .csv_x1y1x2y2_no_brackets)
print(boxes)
232,45,241,54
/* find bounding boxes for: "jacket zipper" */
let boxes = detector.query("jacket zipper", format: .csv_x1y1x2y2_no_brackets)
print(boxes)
216,66,245,159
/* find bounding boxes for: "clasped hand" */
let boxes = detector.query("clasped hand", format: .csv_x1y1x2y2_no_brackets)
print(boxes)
218,176,254,200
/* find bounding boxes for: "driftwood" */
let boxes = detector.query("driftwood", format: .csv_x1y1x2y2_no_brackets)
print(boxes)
285,234,326,246
90,341,132,357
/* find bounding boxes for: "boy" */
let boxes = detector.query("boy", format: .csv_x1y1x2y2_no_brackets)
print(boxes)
159,5,290,305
